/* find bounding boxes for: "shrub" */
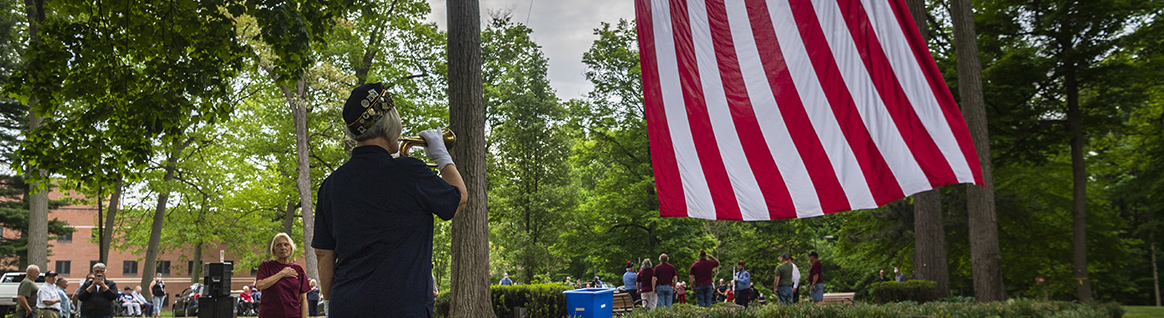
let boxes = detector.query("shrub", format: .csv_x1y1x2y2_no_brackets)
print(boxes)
625,300,1124,318
434,283,570,318
870,280,939,304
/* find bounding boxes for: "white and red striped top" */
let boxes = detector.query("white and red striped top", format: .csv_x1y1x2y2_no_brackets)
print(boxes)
636,0,982,220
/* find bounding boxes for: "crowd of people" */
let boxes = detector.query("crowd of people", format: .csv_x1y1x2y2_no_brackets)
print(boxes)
529,250,831,311
12,263,171,318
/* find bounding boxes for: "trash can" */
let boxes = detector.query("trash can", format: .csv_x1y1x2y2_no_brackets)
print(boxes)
563,288,615,318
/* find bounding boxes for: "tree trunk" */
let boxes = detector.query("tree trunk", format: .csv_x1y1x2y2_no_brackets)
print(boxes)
281,79,320,284
143,140,189,289
23,0,48,271
447,0,494,316
905,0,950,299
1064,58,1092,302
1152,240,1159,306
101,179,123,264
913,190,950,297
191,240,203,283
284,201,297,234
950,0,1006,302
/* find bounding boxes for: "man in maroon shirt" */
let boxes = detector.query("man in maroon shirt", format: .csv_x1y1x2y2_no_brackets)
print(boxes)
652,254,677,308
688,251,719,308
808,252,824,302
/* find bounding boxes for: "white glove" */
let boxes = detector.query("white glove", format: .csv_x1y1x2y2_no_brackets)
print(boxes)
419,129,454,170
321,299,328,316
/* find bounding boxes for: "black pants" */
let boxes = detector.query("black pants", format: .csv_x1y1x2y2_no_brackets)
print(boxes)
734,289,749,307
629,290,641,305
793,286,800,303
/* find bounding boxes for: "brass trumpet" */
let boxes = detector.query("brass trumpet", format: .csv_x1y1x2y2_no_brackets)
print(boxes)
399,128,456,158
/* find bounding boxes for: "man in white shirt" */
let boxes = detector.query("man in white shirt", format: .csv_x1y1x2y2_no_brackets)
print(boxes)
791,260,801,304
132,286,154,316
35,271,62,318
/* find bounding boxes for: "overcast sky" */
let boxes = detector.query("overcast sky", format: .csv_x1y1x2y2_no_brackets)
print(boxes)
427,0,637,100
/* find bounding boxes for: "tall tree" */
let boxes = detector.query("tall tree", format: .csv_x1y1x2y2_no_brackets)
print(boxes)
481,16,573,283
906,0,950,298
21,0,47,271
951,0,1006,302
445,0,493,316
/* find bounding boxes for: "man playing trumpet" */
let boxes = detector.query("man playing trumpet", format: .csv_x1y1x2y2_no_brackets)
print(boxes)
313,83,468,318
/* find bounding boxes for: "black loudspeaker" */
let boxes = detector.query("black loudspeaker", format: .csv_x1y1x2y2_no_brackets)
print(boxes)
203,262,233,297
198,296,236,318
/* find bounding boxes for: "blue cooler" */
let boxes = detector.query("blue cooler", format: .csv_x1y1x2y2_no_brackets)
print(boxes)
563,288,615,318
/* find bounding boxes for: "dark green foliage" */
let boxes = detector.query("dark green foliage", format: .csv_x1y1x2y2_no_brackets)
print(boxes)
625,300,1123,318
434,283,569,318
869,280,939,304
0,175,72,269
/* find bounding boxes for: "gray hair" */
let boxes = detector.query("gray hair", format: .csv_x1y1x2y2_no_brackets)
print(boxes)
349,106,402,143
270,232,297,257
92,262,107,271
640,259,653,270
25,265,39,272
659,254,669,264
56,277,68,285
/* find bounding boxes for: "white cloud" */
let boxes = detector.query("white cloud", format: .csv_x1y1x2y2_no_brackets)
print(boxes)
427,0,636,100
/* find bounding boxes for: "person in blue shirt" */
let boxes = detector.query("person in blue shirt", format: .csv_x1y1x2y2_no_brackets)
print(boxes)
622,262,639,304
733,261,751,308
499,273,513,286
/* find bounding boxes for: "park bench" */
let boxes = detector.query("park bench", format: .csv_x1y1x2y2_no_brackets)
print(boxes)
821,292,855,305
612,292,636,315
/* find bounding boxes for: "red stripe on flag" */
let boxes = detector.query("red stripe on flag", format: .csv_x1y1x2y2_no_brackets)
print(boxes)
705,0,797,219
836,0,959,188
787,0,906,207
887,0,984,186
637,0,688,217
746,0,851,213
670,0,744,220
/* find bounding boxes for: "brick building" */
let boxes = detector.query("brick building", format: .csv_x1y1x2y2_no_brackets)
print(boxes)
21,189,306,298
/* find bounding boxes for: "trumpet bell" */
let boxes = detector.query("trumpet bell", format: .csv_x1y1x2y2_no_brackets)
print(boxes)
399,128,456,157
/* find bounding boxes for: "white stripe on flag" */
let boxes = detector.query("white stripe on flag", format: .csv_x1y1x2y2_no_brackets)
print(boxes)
725,0,823,215
859,0,976,185
652,0,717,219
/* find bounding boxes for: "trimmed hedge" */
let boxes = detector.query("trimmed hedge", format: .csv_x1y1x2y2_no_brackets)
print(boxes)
870,280,939,304
434,283,570,318
626,299,1124,318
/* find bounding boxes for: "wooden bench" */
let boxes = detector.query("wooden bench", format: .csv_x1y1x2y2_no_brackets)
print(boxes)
612,292,636,315
821,292,855,305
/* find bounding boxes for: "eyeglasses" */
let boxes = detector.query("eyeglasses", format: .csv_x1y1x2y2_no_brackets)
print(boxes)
348,87,396,135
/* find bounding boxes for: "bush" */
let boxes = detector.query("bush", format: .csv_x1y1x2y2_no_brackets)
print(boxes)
870,280,939,304
625,300,1125,318
434,283,570,318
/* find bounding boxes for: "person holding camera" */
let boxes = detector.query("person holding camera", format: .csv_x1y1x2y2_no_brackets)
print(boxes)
76,263,118,318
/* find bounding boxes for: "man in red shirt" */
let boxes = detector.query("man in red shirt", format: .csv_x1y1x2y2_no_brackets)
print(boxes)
688,251,719,308
652,254,678,308
808,252,825,302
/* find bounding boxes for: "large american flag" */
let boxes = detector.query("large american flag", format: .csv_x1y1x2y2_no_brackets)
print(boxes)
636,0,983,220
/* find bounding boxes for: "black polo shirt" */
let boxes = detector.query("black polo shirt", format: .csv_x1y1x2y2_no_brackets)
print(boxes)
313,145,460,318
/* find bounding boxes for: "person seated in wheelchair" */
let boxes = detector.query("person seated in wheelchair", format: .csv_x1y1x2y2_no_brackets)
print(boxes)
237,285,257,316
118,286,143,316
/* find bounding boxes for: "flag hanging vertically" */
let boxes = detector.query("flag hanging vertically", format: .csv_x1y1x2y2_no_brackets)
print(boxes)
636,0,983,220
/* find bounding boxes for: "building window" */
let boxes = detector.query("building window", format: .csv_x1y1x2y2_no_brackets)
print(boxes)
90,260,99,273
55,261,71,275
188,261,196,275
251,267,258,275
123,260,138,275
56,233,72,243
156,261,171,275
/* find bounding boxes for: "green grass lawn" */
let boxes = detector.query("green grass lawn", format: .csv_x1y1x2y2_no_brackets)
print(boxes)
1124,306,1164,318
